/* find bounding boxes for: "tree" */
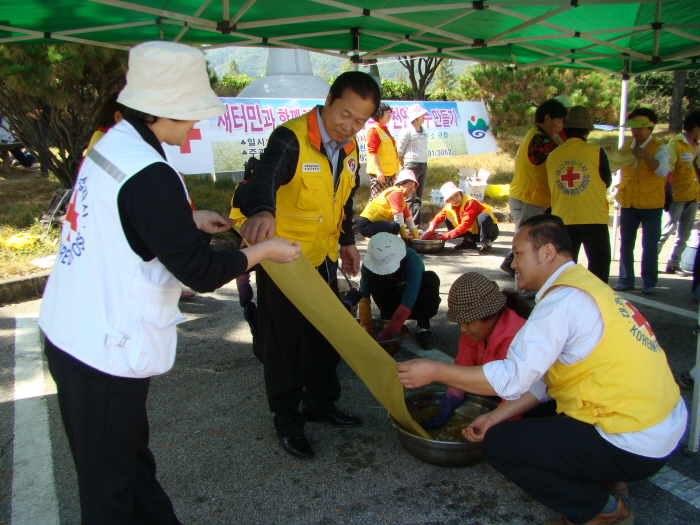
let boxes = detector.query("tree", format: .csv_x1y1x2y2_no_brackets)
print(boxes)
380,79,414,101
456,64,620,134
214,75,253,97
430,60,456,99
224,58,241,78
632,70,700,126
398,56,443,100
669,70,687,133
0,44,127,188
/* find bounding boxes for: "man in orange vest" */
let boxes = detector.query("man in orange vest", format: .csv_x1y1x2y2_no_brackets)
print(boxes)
500,98,567,276
398,215,685,525
613,108,670,294
240,72,380,460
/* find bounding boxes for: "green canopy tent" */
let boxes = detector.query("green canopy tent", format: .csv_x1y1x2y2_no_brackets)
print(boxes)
2,0,700,450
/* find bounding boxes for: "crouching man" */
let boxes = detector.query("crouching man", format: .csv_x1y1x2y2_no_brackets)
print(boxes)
397,214,686,525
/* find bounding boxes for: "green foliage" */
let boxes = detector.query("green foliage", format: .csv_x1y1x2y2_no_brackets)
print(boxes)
214,75,254,97
431,60,456,94
0,44,127,188
380,79,414,101
225,58,242,78
455,65,620,134
630,70,700,123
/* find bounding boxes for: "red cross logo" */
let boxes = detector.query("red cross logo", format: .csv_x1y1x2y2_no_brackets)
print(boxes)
64,194,79,242
560,166,581,188
179,128,202,154
625,301,655,337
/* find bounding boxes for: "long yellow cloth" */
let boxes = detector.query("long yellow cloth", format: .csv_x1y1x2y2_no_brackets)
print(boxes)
605,148,636,172
260,255,431,439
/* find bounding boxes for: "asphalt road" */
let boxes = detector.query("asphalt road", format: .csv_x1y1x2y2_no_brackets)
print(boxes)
2,223,700,524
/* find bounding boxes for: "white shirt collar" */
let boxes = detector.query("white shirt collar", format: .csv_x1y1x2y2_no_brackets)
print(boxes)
535,260,576,303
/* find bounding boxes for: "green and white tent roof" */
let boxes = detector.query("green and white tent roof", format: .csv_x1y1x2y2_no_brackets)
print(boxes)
0,0,699,77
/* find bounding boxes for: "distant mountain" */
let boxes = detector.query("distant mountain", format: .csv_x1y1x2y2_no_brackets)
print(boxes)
204,47,472,85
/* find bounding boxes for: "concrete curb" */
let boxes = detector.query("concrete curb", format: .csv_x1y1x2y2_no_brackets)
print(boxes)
0,271,49,305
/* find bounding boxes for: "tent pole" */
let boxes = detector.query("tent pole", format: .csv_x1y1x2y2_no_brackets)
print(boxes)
689,314,700,452
611,76,628,261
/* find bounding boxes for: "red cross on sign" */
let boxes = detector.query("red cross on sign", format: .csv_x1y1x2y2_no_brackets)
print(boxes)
179,128,202,154
560,166,581,188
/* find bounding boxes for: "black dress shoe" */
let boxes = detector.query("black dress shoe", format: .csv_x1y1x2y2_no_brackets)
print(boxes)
301,408,362,428
278,434,315,460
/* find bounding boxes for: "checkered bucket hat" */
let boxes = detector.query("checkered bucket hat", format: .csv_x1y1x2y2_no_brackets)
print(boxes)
447,273,506,324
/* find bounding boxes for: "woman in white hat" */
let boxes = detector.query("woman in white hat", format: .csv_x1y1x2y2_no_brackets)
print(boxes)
366,102,400,199
38,41,300,524
397,103,429,224
357,168,421,239
421,181,499,253
358,232,441,350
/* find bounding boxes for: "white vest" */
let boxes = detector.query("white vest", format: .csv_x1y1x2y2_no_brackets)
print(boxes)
39,120,187,378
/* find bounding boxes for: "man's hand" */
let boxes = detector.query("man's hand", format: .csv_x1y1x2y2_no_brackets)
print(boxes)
260,238,301,264
240,211,276,245
396,359,437,389
377,173,386,184
192,210,234,234
340,244,360,276
631,147,659,170
462,413,496,443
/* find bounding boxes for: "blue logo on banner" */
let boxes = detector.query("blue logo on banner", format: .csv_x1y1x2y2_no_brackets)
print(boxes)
468,116,487,139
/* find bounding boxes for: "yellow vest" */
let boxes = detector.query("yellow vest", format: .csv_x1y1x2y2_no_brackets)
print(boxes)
510,126,552,209
542,264,680,434
360,187,406,222
668,133,698,202
546,138,609,225
229,183,247,227
273,109,358,266
615,138,665,209
366,123,399,176
443,195,497,234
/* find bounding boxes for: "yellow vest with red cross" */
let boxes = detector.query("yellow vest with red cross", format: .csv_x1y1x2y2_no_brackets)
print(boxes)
542,264,680,434
615,137,666,209
366,123,399,176
360,187,406,222
443,195,497,234
546,138,609,225
510,126,552,209
668,133,698,202
273,109,358,267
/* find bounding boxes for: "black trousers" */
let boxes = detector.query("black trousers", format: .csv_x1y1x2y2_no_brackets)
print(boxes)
483,416,669,524
566,223,611,284
370,270,441,329
457,212,500,245
357,216,400,238
405,162,428,224
44,339,180,525
256,258,342,438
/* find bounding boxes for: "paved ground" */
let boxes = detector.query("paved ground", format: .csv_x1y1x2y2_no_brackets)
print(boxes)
2,222,700,524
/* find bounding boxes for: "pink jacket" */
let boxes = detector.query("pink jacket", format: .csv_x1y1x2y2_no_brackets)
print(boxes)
454,306,526,367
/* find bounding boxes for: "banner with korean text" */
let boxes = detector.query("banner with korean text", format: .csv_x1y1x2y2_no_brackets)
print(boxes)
164,98,497,175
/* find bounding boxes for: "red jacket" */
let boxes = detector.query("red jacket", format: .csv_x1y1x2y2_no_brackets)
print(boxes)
454,306,526,367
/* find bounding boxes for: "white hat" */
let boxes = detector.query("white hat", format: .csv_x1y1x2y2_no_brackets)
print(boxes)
440,181,462,201
118,41,224,121
554,95,574,108
395,169,419,186
406,103,428,123
363,233,407,275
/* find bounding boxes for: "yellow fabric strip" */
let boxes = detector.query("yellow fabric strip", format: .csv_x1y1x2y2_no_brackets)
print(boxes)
606,148,636,172
260,254,430,439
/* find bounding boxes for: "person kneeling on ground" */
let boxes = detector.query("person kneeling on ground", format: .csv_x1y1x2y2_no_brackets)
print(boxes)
357,169,420,239
359,232,440,350
421,181,499,253
421,272,531,430
398,214,686,525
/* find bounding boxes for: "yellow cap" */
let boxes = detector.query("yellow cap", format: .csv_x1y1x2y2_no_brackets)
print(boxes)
622,115,655,128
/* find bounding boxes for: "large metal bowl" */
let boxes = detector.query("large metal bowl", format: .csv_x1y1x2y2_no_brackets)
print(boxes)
406,238,445,254
390,391,498,467
358,318,408,356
